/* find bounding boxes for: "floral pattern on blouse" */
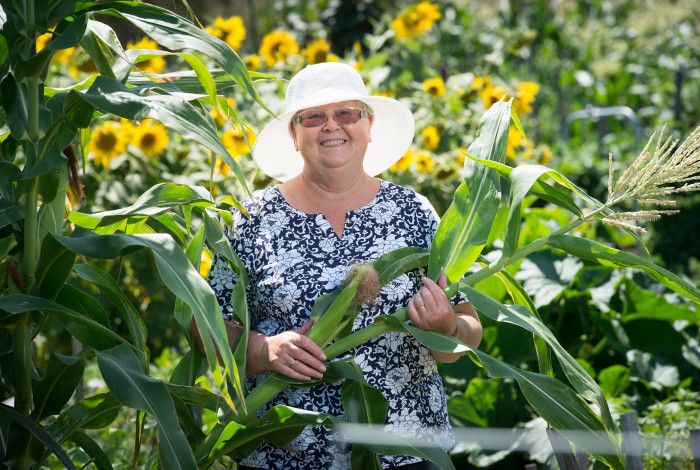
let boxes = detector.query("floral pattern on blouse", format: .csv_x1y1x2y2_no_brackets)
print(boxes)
208,180,462,469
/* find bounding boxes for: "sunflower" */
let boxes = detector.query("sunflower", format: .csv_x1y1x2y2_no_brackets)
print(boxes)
90,121,126,167
391,2,441,39
390,148,415,172
127,37,166,74
199,250,213,277
133,119,169,157
539,145,553,165
456,147,466,166
480,84,508,110
302,38,339,64
415,151,434,174
214,157,231,177
206,15,246,50
506,126,524,160
222,124,256,156
422,77,446,97
472,75,492,90
244,54,261,71
514,81,540,115
421,126,440,151
211,97,237,126
259,30,299,67
36,29,75,64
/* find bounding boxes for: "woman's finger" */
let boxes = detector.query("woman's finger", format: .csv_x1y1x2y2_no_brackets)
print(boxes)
297,319,315,335
279,364,312,381
292,348,326,376
296,334,326,361
407,298,421,326
437,273,448,289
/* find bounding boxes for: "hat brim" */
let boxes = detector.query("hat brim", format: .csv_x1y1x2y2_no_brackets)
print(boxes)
252,95,415,182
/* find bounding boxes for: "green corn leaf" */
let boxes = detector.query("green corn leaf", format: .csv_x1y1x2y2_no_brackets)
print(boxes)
96,344,197,469
0,206,24,229
165,383,228,412
372,246,429,285
0,294,124,349
84,1,267,111
428,100,511,282
504,165,562,257
174,223,206,327
339,362,387,470
203,210,248,403
79,25,117,79
53,231,242,410
0,404,78,470
72,263,148,367
548,235,700,304
34,233,75,300
67,431,113,470
460,284,616,431
491,269,553,377
32,353,85,421
392,321,623,469
205,406,340,464
69,183,212,229
45,393,121,444
74,76,250,194
465,156,582,217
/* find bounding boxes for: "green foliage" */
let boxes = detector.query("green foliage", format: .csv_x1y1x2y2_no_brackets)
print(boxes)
1,1,699,469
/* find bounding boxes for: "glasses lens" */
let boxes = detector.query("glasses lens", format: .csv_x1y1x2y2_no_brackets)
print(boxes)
333,108,363,124
296,108,364,127
298,111,327,127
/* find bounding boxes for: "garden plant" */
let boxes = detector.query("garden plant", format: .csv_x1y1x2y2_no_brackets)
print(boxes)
1,1,700,469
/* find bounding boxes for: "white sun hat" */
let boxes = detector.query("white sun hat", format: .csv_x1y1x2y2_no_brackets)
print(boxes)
252,62,415,182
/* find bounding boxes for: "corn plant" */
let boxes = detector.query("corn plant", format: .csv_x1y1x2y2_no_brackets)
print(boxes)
0,0,273,467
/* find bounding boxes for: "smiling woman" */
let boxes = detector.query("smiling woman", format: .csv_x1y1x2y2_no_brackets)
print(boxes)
201,62,483,469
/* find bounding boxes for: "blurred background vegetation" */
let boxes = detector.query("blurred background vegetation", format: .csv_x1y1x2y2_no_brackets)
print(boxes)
34,0,700,467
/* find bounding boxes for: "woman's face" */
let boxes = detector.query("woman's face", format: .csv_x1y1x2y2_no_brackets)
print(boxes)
290,100,373,177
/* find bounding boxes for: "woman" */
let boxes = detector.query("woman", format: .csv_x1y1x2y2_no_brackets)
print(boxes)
207,62,482,469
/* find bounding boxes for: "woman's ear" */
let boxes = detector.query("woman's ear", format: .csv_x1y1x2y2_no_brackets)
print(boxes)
289,124,299,151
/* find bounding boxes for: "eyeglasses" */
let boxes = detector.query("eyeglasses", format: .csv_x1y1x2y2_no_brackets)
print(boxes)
292,107,369,128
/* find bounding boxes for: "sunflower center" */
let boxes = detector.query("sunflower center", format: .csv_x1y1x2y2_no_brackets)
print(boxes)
140,132,156,149
96,132,117,151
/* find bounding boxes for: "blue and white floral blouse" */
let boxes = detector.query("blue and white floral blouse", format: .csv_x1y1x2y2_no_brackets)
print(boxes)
208,180,457,469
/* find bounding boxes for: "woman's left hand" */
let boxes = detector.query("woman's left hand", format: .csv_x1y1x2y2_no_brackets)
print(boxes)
407,273,457,336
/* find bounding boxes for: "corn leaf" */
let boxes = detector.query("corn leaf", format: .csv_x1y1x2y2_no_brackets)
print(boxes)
69,183,212,229
72,263,148,368
548,235,700,304
460,284,616,431
428,100,511,282
491,269,553,377
0,294,125,349
66,431,113,470
73,76,250,194
388,320,623,469
45,393,121,444
0,404,78,470
84,1,267,111
53,231,240,407
96,344,197,469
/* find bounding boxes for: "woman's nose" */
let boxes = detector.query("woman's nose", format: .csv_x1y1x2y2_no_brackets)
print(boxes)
321,112,341,131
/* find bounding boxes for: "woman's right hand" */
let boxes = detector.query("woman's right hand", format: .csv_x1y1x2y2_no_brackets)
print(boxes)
251,320,327,381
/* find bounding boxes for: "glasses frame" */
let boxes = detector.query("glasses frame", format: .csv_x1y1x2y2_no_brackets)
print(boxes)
292,106,370,128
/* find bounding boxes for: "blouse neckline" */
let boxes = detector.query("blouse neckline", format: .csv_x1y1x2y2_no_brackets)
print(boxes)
271,179,387,218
